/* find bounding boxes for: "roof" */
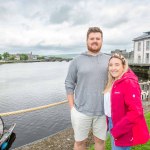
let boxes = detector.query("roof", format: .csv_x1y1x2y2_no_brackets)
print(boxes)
133,31,150,41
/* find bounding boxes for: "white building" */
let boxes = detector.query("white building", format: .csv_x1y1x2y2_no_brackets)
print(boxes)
133,31,150,64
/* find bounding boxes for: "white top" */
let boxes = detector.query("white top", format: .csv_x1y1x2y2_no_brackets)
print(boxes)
104,92,111,117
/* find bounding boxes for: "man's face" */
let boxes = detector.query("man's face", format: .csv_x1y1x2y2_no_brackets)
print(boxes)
87,32,102,53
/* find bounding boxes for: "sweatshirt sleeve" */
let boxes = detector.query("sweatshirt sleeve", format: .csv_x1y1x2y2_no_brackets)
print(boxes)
111,80,143,139
65,59,77,95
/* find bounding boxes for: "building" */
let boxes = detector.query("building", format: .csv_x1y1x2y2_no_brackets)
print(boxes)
111,49,134,63
15,54,20,60
14,52,38,60
133,31,150,64
27,52,38,60
128,51,134,64
111,49,130,58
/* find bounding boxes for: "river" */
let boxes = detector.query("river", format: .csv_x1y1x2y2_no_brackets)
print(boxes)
0,62,71,149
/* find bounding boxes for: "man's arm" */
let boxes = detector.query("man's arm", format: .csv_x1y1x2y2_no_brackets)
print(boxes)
67,94,74,109
65,59,77,109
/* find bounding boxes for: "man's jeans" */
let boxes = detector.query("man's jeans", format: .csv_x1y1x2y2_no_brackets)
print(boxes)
108,117,130,150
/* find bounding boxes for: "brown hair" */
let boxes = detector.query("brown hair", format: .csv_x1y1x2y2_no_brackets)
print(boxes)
87,27,103,40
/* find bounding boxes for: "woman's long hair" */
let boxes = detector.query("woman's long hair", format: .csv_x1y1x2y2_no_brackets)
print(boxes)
104,53,129,93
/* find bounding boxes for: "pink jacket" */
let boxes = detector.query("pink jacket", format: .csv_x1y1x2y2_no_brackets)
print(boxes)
110,69,150,146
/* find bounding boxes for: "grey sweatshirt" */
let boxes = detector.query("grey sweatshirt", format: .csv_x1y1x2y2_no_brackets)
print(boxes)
65,52,110,116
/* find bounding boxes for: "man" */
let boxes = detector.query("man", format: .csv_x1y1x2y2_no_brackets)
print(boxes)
65,27,110,150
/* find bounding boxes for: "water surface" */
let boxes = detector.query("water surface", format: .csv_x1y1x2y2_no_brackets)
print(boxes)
0,62,71,148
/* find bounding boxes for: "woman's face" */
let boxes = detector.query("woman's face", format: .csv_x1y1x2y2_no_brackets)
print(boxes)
109,57,124,80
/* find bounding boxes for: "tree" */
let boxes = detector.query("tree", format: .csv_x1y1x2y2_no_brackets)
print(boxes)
3,52,9,60
20,54,28,60
37,56,44,60
0,54,2,60
8,55,15,60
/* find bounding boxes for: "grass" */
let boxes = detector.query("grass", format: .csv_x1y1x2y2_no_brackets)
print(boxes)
89,112,150,150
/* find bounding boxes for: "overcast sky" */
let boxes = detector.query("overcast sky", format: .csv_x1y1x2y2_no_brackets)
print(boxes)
0,0,149,55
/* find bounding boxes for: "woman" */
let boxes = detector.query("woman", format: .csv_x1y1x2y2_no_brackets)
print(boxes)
104,53,149,150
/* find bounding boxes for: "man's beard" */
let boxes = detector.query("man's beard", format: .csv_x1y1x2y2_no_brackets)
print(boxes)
87,43,102,53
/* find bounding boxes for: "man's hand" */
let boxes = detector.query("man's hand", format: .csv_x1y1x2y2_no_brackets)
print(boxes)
67,94,74,110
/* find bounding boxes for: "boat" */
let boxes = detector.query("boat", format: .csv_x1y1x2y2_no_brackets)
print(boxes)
0,116,16,150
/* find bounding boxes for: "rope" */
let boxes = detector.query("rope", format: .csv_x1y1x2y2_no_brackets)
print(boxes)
0,81,149,117
0,100,68,117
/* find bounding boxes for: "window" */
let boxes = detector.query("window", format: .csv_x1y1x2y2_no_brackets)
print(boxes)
146,41,150,51
146,53,149,63
138,42,141,51
138,55,141,63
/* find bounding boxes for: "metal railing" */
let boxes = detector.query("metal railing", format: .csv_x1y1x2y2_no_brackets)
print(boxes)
140,81,150,100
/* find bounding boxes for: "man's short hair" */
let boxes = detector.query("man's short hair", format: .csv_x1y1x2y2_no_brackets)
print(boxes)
87,27,103,40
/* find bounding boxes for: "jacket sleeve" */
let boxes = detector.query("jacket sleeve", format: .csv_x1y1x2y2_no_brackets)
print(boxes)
111,80,143,139
65,59,77,95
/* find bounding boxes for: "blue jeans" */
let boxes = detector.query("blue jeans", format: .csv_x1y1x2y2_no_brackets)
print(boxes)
108,117,130,150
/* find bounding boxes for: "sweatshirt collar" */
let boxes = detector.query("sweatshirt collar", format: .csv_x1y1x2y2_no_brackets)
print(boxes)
87,51,101,56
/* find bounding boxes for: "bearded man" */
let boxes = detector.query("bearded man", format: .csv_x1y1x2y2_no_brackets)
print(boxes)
65,27,110,150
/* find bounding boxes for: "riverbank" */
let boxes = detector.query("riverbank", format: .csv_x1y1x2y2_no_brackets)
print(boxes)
14,100,150,150
0,57,72,64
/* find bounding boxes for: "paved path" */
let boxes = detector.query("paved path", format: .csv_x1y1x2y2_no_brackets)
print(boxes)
14,128,93,150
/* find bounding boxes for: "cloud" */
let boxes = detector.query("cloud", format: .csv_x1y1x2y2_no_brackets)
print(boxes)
50,5,72,24
0,0,149,54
